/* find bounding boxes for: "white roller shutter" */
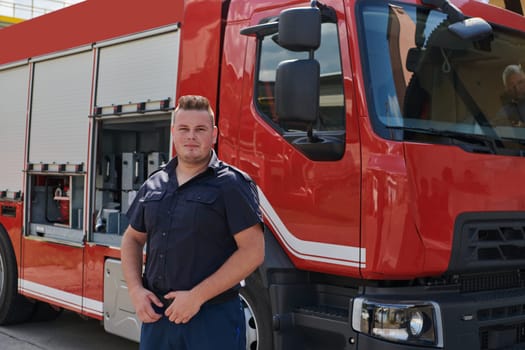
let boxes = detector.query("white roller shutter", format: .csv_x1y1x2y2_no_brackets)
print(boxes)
0,65,29,192
96,30,179,107
29,51,92,165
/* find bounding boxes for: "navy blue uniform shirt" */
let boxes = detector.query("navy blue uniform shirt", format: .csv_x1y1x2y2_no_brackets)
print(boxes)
126,150,262,295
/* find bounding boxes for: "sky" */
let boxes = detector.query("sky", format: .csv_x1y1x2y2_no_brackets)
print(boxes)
0,0,84,20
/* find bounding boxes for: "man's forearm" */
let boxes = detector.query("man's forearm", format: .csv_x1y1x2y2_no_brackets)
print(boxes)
192,248,262,303
121,230,146,292
191,227,264,304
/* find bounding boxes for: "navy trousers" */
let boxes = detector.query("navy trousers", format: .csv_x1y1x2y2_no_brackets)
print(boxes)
139,297,246,350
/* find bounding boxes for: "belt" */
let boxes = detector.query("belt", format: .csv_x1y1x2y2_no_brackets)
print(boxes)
205,288,239,305
154,288,239,308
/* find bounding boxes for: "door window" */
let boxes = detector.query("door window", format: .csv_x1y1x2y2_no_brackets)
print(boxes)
254,18,346,160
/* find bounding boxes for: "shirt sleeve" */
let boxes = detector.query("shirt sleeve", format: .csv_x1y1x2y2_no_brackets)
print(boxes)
224,177,262,235
125,185,147,233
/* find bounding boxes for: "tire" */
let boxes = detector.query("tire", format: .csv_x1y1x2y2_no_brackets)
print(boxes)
0,227,35,325
240,272,273,350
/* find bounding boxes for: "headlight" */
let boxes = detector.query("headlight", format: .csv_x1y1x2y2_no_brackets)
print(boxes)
409,310,425,336
352,298,443,347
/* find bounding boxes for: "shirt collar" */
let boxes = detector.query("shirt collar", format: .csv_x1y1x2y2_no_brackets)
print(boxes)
164,149,221,175
207,149,221,174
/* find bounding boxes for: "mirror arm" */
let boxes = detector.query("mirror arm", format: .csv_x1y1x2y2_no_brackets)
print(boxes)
421,0,465,23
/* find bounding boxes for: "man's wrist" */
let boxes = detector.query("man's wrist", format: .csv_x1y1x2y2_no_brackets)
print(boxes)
128,282,146,295
190,285,210,306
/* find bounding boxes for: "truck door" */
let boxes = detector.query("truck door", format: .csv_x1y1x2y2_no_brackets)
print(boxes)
22,49,92,313
232,0,363,275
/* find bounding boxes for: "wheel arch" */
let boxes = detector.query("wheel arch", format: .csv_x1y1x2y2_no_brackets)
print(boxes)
0,206,24,276
0,223,19,286
0,221,34,324
257,225,298,288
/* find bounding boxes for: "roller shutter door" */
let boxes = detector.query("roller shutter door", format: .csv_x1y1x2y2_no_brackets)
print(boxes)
0,65,29,192
96,30,179,107
29,51,92,165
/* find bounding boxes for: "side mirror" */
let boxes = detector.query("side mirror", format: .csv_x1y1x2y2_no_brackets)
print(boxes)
275,59,320,123
278,7,321,52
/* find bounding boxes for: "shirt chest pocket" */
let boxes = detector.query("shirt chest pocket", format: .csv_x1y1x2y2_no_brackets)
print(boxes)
141,190,166,225
185,190,223,229
186,191,219,205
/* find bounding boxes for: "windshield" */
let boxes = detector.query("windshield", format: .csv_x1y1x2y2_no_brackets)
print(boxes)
358,2,525,155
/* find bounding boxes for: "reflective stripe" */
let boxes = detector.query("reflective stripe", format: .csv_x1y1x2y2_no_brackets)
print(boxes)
258,188,365,268
19,279,103,316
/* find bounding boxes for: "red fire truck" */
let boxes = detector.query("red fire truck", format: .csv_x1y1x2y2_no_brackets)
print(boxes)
1,0,525,349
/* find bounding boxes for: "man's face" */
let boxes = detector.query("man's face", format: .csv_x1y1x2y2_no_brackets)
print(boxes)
507,72,525,100
171,109,217,166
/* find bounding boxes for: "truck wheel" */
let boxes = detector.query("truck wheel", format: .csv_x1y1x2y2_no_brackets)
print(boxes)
0,228,34,325
240,272,273,350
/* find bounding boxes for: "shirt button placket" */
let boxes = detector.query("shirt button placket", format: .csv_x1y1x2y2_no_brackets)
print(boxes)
162,192,176,286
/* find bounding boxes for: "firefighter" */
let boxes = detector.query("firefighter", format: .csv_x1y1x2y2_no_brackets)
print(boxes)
121,95,264,350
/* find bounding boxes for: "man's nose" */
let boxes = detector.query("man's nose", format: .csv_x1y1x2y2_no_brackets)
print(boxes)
187,129,196,139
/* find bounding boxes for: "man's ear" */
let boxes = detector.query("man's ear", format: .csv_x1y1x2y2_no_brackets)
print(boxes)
213,126,218,144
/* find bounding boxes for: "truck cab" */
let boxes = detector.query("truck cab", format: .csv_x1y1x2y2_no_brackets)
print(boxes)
228,0,525,349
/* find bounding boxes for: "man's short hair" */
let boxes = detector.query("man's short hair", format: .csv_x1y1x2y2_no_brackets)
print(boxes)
502,64,524,88
173,95,215,124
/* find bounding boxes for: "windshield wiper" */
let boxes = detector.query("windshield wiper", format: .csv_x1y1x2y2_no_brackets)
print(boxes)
500,135,525,145
388,126,502,154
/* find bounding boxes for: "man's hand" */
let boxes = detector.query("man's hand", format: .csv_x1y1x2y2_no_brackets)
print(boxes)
129,286,164,323
122,226,161,323
163,290,203,324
